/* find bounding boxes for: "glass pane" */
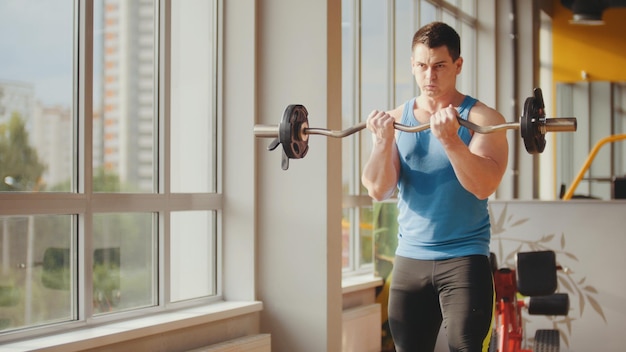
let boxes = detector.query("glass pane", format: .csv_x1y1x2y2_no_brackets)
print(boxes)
420,0,437,25
341,0,355,124
442,10,456,29
0,215,74,332
342,0,356,196
360,133,372,196
395,0,416,106
0,0,74,193
460,0,475,17
361,0,389,115
459,22,476,96
444,0,475,15
341,208,352,269
92,213,155,315
358,206,374,268
341,0,357,271
373,200,398,279
93,0,157,193
170,211,216,302
170,0,216,193
359,0,389,198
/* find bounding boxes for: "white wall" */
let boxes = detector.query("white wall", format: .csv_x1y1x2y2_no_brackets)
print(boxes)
223,0,257,302
489,200,626,351
254,0,343,351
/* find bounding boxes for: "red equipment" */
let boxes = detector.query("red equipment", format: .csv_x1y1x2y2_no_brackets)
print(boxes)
490,251,569,352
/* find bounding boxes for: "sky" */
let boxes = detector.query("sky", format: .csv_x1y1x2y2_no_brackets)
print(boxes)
0,0,76,106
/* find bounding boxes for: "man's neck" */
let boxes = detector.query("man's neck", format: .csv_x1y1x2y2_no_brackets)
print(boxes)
418,91,464,111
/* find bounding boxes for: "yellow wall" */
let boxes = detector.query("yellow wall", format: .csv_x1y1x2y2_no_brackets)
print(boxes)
550,0,626,198
552,0,626,83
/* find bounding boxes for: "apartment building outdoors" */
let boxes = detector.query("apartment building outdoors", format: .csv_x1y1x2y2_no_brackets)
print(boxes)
0,1,154,192
100,0,155,192
0,80,35,127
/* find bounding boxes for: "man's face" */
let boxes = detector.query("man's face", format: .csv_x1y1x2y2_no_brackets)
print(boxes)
411,43,463,98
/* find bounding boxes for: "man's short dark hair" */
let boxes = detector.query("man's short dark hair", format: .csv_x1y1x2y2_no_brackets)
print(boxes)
412,22,461,61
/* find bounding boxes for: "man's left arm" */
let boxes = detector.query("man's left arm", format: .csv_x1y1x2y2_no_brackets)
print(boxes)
435,104,509,199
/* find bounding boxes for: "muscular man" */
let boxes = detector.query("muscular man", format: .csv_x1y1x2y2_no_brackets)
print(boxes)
362,22,508,352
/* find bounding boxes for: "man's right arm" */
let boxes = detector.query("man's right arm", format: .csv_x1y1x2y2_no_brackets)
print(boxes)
361,110,401,201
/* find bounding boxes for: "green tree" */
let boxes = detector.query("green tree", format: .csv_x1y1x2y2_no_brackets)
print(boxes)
0,112,47,191
48,167,124,192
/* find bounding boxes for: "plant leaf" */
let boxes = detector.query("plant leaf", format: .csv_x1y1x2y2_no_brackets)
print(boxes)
583,285,598,293
558,276,574,293
560,329,570,347
586,294,607,323
511,218,529,227
579,291,585,314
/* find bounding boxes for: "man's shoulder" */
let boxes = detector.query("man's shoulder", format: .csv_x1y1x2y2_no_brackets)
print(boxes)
469,100,506,124
388,102,410,120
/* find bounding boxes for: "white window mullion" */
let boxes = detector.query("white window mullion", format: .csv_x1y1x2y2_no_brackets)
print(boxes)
77,0,95,321
158,0,170,306
388,0,395,110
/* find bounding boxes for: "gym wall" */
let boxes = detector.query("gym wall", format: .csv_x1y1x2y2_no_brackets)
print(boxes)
552,0,626,83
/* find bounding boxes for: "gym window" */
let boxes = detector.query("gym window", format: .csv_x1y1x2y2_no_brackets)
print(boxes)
0,0,220,341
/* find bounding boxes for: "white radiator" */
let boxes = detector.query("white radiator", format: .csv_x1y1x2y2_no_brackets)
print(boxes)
187,334,271,352
342,303,381,352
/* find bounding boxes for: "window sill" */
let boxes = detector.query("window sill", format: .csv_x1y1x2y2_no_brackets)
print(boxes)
1,301,263,352
342,274,383,294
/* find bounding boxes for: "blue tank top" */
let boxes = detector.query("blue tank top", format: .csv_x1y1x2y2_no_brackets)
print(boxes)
395,96,490,260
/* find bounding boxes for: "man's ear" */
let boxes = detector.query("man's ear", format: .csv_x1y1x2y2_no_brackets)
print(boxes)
455,56,463,75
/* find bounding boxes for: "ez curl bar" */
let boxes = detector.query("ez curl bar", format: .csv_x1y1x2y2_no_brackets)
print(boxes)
254,88,577,170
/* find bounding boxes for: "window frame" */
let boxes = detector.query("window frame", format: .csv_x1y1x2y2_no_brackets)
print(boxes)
0,0,223,342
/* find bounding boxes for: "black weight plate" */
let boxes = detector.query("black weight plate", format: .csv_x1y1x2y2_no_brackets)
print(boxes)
279,104,309,159
520,88,547,154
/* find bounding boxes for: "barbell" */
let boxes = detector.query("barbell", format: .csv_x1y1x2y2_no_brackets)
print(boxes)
254,88,577,170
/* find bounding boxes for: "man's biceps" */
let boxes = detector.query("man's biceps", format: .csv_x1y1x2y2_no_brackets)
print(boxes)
470,136,507,159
